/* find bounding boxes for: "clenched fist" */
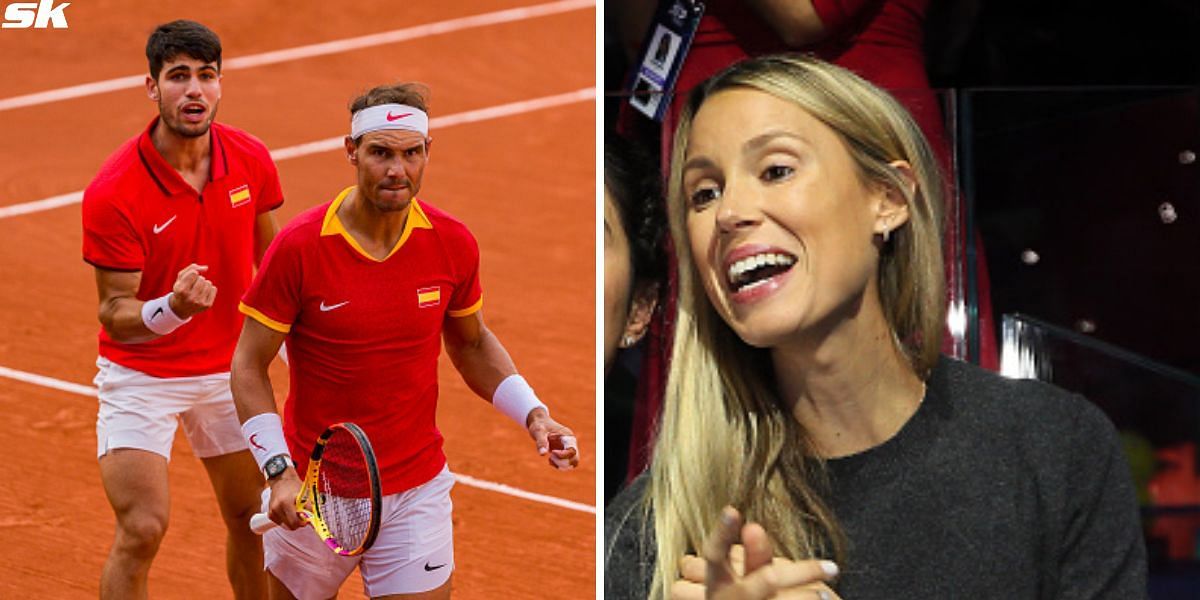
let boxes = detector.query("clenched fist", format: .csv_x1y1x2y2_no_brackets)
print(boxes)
168,263,217,318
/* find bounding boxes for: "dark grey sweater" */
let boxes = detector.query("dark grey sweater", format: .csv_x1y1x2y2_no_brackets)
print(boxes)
604,357,1147,599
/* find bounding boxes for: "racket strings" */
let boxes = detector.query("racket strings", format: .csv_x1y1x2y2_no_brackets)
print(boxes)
317,428,375,550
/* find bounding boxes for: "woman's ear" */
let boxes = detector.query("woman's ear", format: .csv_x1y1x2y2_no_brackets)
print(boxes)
619,283,659,348
873,160,916,238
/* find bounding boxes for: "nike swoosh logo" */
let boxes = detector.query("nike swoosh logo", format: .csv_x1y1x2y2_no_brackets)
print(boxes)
386,111,412,121
423,562,446,572
319,300,349,312
151,307,164,319
153,215,177,234
248,433,266,452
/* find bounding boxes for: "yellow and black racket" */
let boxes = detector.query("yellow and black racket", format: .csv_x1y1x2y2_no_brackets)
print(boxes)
249,422,382,556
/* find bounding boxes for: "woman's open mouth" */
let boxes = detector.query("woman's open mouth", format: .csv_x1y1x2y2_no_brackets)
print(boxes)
724,249,797,303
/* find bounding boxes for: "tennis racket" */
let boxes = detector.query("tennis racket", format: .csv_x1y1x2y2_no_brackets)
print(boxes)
249,422,382,556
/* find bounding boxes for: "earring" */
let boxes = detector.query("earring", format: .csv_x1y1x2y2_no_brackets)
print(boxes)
620,334,637,348
882,228,891,243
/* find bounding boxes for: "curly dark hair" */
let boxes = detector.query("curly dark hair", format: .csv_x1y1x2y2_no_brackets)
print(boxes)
604,132,666,289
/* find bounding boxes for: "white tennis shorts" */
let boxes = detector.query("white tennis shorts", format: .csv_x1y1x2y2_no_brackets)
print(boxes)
93,357,248,460
264,465,456,599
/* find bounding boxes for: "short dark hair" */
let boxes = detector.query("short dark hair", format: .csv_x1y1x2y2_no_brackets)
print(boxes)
349,82,431,116
146,20,222,79
604,132,666,287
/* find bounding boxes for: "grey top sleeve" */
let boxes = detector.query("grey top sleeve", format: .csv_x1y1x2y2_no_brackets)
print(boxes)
604,475,654,599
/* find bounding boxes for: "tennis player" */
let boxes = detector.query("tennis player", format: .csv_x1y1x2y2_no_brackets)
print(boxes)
231,81,580,599
81,20,283,599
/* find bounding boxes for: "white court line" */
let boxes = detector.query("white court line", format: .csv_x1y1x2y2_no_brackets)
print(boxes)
455,473,596,514
0,0,595,113
270,88,594,161
0,365,97,397
0,190,83,219
0,363,594,514
0,86,594,220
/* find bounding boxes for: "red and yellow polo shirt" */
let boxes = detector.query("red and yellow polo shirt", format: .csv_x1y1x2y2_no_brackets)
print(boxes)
240,186,483,494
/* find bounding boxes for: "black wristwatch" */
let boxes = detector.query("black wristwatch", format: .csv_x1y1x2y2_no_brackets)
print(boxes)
264,454,293,480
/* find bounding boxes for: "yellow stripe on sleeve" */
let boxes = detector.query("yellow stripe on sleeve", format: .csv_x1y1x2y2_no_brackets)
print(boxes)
446,296,483,318
238,302,291,333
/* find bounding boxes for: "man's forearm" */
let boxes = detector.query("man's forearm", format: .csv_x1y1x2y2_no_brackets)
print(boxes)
98,297,159,343
446,328,517,401
231,358,278,423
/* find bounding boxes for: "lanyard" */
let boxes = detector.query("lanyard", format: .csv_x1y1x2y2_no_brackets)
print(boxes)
628,0,706,121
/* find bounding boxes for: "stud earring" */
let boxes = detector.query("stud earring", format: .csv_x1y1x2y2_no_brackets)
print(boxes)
621,335,637,348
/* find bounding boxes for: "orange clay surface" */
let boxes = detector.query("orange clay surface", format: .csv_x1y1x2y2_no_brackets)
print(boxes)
0,1,595,597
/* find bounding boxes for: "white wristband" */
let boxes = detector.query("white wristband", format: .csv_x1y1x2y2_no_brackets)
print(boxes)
492,374,547,427
141,293,191,336
240,412,291,470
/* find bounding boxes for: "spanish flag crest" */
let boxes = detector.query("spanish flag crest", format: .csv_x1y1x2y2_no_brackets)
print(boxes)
229,184,251,208
417,286,441,308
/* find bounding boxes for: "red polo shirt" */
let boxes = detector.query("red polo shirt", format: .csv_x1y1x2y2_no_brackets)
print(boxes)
240,187,483,494
82,118,284,377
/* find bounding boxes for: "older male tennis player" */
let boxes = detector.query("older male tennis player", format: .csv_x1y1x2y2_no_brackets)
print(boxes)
231,81,580,599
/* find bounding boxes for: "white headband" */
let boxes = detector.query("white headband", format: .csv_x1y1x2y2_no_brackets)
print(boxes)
350,104,429,139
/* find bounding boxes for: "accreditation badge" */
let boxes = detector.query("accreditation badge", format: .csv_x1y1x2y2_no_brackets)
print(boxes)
628,0,704,122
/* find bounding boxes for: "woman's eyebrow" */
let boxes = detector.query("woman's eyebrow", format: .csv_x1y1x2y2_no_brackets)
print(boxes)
743,130,809,153
681,155,717,174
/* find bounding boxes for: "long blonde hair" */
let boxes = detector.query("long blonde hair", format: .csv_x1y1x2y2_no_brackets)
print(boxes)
646,55,946,599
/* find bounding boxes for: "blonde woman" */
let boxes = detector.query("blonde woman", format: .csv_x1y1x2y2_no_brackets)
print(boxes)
603,55,1145,599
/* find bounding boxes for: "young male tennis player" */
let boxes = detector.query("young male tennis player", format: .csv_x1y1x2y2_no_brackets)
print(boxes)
82,20,282,599
231,82,580,599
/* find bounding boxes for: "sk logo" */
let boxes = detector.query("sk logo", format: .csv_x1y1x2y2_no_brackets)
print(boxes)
2,0,70,29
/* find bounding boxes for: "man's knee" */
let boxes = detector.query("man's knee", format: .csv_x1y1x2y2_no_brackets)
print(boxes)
224,493,260,521
114,512,169,559
203,451,265,529
216,488,264,536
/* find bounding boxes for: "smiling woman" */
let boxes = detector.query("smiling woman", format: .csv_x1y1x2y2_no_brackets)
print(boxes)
680,87,936,351
603,54,1146,600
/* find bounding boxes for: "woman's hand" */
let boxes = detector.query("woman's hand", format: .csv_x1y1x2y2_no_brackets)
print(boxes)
670,506,841,599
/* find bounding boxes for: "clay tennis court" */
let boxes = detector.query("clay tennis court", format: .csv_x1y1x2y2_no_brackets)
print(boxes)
0,1,595,597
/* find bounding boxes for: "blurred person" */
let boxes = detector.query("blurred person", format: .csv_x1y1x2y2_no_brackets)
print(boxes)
81,20,283,599
604,132,666,502
614,0,947,161
604,55,1145,599
232,82,580,600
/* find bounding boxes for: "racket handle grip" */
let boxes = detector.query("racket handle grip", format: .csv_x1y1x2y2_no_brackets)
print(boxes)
250,512,277,534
